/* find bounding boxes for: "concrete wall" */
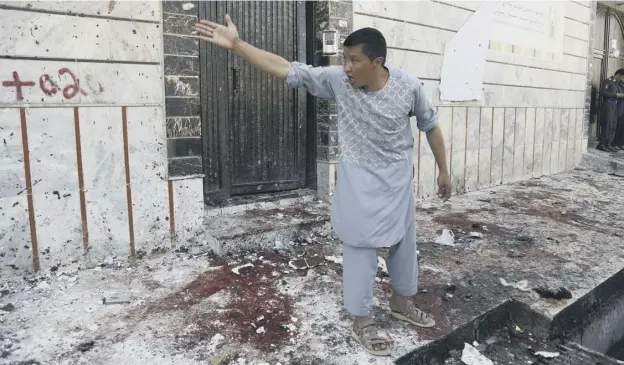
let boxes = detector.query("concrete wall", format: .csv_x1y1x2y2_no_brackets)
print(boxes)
353,1,591,197
0,1,203,274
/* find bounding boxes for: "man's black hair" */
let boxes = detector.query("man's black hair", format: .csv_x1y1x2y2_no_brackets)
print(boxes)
615,69,624,76
343,27,387,66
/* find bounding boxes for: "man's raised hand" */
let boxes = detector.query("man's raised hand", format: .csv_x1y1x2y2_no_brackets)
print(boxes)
195,14,239,50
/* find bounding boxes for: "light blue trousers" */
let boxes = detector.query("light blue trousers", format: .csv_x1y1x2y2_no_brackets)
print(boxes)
342,218,419,316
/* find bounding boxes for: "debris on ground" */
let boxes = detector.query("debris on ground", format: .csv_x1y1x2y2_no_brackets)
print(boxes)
325,255,342,265
533,286,573,300
461,342,495,365
232,263,254,275
377,256,388,274
102,295,132,305
532,350,560,358
468,232,484,239
2,169,624,364
0,303,15,312
507,250,526,258
76,340,95,353
288,256,323,270
435,229,455,246
500,278,530,292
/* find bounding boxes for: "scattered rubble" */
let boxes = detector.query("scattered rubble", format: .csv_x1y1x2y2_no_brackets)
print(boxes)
533,286,573,300
102,295,132,305
76,340,95,353
468,232,483,239
2,170,624,364
499,278,530,292
532,350,560,358
1,303,15,312
232,263,254,275
325,255,343,265
288,256,323,270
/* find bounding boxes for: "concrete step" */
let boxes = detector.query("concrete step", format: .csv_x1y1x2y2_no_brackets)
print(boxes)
580,148,624,176
201,196,331,256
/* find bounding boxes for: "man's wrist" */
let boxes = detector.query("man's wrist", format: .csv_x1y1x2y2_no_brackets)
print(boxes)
231,38,243,53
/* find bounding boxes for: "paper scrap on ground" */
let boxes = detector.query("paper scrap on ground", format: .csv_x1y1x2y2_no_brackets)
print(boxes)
535,351,560,358
377,256,388,274
500,278,530,292
325,255,343,265
461,342,494,365
435,229,455,246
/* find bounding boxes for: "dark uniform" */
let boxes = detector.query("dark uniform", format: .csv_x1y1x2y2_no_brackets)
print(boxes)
598,76,620,151
614,80,624,149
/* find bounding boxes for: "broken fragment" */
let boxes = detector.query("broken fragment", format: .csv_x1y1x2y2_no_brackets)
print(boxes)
102,295,132,305
500,278,530,292
288,259,307,270
435,229,455,246
533,351,560,358
305,257,323,268
533,286,572,300
288,257,323,270
461,342,494,365
232,263,254,275
76,340,95,352
468,232,483,239
0,303,15,312
325,255,343,265
377,256,388,274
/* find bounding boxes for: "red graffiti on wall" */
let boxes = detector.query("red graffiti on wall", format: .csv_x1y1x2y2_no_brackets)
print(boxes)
2,68,104,102
2,71,36,101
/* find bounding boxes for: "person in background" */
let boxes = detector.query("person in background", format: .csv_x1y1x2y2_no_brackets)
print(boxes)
597,69,624,152
195,16,451,356
613,77,624,150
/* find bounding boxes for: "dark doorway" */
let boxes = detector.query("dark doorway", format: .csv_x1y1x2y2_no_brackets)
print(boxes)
199,1,308,206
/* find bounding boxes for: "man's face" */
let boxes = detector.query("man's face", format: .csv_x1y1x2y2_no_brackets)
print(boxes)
343,45,383,88
617,75,624,82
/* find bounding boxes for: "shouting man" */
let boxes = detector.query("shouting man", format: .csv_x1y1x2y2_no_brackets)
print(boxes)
196,16,451,356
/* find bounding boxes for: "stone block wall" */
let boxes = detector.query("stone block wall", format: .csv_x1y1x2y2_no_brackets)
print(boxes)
163,1,203,178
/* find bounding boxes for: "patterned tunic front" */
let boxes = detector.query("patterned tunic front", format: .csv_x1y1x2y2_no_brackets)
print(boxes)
287,62,438,248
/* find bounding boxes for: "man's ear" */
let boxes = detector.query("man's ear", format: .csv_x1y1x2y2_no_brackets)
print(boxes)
373,56,384,67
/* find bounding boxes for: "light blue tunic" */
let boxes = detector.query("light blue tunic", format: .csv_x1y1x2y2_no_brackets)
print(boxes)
286,62,438,248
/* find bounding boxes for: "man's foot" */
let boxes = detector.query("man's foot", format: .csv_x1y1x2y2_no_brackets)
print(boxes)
350,317,392,356
598,144,616,153
389,292,435,328
608,145,620,152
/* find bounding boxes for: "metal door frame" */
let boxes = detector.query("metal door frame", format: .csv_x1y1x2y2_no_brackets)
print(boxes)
199,1,308,206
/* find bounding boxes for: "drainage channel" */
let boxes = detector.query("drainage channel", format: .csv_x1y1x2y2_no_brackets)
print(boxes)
396,268,624,365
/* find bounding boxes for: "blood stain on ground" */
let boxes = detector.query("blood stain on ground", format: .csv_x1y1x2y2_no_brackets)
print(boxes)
151,252,295,352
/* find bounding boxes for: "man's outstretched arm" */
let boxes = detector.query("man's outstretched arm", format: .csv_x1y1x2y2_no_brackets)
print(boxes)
195,15,340,99
195,15,291,80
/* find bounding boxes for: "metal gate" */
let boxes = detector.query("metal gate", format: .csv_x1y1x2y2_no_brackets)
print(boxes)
199,1,307,205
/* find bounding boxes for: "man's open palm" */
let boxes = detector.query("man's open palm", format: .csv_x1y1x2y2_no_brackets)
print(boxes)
195,15,239,50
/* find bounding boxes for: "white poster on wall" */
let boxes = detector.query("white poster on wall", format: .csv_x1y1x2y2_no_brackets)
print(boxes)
439,1,565,102
439,2,496,102
489,1,565,62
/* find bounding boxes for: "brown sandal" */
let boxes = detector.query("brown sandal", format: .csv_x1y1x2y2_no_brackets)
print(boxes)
391,302,436,328
350,318,392,356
